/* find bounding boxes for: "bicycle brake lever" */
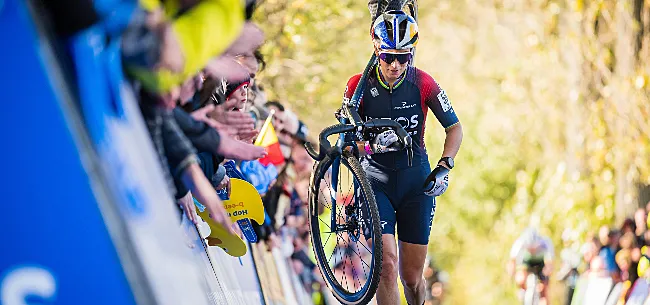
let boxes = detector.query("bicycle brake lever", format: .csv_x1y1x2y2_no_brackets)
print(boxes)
404,136,413,167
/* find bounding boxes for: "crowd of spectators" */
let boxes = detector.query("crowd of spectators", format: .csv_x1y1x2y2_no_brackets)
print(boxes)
37,0,330,300
560,202,650,305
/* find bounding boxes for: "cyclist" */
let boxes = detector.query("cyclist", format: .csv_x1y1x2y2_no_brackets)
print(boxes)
507,228,554,305
342,10,463,305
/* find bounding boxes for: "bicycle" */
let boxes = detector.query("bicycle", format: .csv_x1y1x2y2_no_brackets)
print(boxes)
523,264,544,305
304,2,418,304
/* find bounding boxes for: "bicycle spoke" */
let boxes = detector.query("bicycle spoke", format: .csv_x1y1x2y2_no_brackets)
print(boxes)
323,230,334,248
347,246,363,292
320,177,347,222
354,190,377,256
359,247,368,288
342,247,349,292
318,216,332,230
321,177,334,210
322,176,348,223
339,236,372,271
355,259,363,291
328,232,342,265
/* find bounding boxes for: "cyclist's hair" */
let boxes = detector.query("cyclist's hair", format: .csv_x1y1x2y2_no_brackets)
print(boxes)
265,100,285,111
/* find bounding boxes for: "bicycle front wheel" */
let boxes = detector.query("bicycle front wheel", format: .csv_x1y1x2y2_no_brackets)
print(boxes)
308,150,382,305
523,273,540,305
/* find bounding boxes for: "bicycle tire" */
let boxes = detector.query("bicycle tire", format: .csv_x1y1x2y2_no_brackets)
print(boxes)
309,150,383,305
523,273,540,305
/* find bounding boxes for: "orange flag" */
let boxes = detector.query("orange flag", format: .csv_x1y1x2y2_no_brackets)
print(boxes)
255,110,285,166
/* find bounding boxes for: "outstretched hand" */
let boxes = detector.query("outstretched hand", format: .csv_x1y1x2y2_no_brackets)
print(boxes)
216,128,267,161
204,55,249,82
178,191,199,224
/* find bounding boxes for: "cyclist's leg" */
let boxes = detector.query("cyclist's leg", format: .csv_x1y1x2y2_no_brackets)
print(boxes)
398,241,428,305
539,278,549,305
362,168,399,305
374,234,400,305
395,163,436,305
538,263,549,305
514,265,527,289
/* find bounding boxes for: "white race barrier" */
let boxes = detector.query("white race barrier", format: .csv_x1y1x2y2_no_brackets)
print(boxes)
627,278,650,305
181,216,314,305
582,275,613,305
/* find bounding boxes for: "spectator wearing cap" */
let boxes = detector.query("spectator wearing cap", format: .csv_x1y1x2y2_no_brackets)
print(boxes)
225,76,251,111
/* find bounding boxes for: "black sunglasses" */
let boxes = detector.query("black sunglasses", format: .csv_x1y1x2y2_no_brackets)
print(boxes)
378,52,412,64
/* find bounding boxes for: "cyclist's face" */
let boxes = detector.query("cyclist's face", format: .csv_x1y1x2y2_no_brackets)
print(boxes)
376,48,410,81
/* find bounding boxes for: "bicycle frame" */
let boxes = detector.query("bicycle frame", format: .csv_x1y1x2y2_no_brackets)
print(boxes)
312,104,413,235
328,108,361,234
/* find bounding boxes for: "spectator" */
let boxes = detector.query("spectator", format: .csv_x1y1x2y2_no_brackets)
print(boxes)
224,76,251,111
42,0,341,302
598,227,620,279
265,100,287,141
619,232,641,283
581,236,601,268
559,231,581,305
635,208,647,246
587,256,610,278
424,257,448,305
616,249,633,282
621,218,636,236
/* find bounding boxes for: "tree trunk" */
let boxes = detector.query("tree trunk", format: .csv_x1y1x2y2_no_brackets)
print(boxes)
613,0,637,222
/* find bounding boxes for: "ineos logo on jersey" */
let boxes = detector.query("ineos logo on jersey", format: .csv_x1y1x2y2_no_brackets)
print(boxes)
395,116,418,129
365,115,419,130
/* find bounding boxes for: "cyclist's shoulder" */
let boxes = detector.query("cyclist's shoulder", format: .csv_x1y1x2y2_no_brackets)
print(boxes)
346,73,363,87
343,73,363,97
410,67,441,93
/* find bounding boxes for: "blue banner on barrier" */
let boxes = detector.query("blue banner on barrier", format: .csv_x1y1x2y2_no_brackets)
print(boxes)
0,1,136,304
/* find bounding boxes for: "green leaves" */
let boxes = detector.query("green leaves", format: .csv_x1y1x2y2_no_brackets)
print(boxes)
255,0,650,303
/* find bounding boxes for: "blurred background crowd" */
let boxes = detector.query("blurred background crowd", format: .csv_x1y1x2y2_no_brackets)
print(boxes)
9,0,650,304
560,201,650,305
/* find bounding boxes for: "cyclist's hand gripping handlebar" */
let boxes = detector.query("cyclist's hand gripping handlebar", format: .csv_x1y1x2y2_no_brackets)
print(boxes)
304,115,413,166
363,119,413,166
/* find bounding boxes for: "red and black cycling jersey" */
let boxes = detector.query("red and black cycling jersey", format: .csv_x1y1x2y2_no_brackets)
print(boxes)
343,65,459,169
